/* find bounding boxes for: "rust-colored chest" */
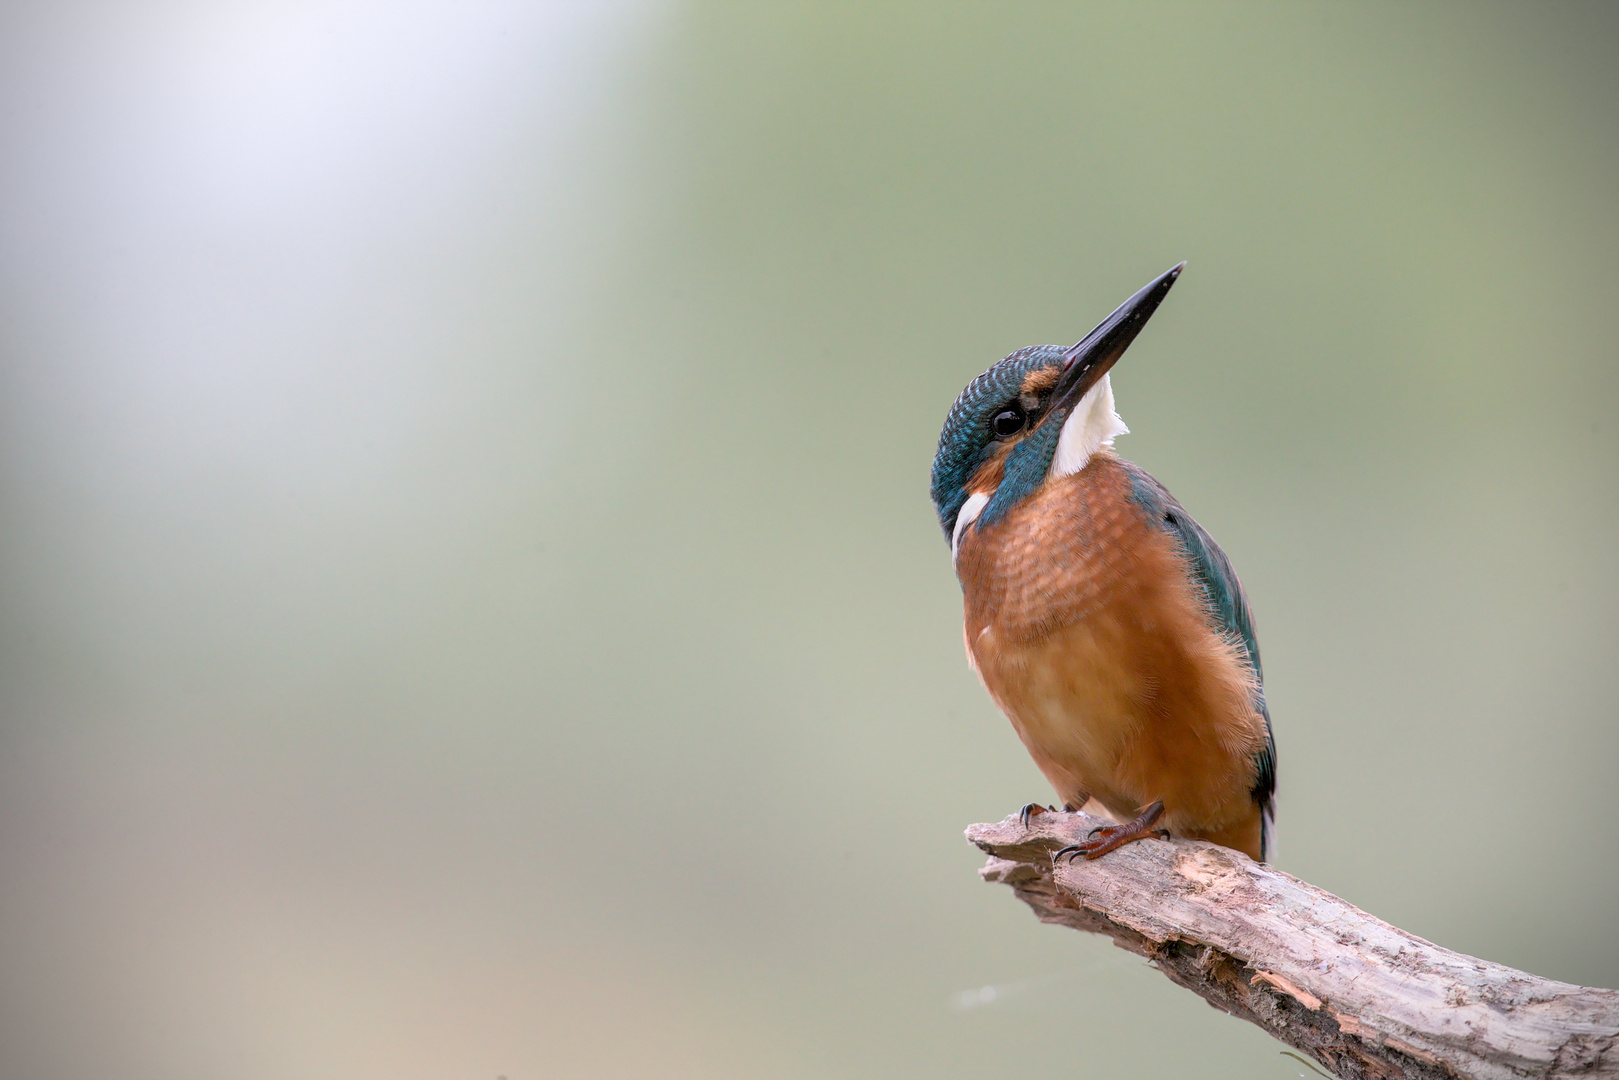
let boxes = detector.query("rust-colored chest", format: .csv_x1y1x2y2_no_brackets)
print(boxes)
955,452,1161,646
953,452,1265,854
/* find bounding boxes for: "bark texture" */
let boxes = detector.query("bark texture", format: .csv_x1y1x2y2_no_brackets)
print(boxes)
968,811,1618,1080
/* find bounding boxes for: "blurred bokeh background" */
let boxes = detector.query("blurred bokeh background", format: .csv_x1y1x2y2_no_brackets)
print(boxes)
1,3,1614,1078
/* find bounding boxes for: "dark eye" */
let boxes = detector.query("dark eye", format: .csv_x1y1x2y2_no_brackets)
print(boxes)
990,405,1026,438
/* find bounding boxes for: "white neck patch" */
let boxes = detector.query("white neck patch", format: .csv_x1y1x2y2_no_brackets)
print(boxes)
951,491,989,561
1048,373,1128,480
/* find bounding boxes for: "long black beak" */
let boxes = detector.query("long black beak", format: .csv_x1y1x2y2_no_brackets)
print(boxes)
1050,262,1185,412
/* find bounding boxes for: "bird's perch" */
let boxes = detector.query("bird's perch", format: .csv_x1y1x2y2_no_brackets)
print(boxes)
968,812,1618,1079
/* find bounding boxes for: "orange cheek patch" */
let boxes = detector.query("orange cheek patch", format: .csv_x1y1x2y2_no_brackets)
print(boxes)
966,443,1011,496
1019,365,1061,396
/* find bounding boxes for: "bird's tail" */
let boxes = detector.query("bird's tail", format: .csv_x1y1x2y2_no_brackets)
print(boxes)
1260,799,1277,863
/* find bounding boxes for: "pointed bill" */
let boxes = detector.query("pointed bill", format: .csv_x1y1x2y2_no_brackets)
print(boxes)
1050,262,1185,413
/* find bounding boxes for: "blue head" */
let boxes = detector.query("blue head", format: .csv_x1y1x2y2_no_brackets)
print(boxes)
929,344,1069,539
929,264,1185,549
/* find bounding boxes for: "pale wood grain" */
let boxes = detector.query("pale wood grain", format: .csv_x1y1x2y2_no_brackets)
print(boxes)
968,811,1617,1079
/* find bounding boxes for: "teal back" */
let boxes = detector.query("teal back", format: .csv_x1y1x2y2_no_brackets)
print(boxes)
1124,462,1277,858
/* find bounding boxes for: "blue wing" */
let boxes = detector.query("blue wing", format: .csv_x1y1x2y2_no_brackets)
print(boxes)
1125,463,1277,860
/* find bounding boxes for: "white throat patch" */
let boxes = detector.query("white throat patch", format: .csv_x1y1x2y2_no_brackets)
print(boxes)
1048,373,1128,480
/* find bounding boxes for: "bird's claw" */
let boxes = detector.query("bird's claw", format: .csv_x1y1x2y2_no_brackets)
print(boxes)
1052,843,1087,865
1017,802,1057,828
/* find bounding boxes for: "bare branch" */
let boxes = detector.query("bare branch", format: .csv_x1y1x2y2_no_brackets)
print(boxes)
968,812,1618,1080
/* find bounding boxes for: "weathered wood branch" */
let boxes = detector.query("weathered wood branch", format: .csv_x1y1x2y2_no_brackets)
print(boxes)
968,812,1618,1080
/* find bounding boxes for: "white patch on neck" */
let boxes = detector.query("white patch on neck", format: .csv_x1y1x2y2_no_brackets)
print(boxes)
1048,373,1128,480
951,491,989,561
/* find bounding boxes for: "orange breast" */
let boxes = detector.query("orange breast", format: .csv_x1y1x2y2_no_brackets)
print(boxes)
956,452,1266,859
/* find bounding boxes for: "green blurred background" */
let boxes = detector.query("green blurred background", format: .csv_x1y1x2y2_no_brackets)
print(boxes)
1,3,1615,1078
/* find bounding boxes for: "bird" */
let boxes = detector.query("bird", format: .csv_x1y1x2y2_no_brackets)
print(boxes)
929,264,1276,862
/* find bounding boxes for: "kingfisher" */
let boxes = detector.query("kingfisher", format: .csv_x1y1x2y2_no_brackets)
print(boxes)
931,264,1276,862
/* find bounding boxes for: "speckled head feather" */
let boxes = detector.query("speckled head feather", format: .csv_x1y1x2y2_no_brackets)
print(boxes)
929,345,1066,539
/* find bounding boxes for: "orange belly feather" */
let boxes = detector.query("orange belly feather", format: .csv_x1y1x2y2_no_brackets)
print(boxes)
957,452,1266,860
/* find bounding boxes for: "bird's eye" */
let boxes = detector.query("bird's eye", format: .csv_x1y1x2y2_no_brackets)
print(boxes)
990,406,1026,438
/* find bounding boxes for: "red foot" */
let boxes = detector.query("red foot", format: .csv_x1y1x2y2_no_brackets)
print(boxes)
1053,801,1168,862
